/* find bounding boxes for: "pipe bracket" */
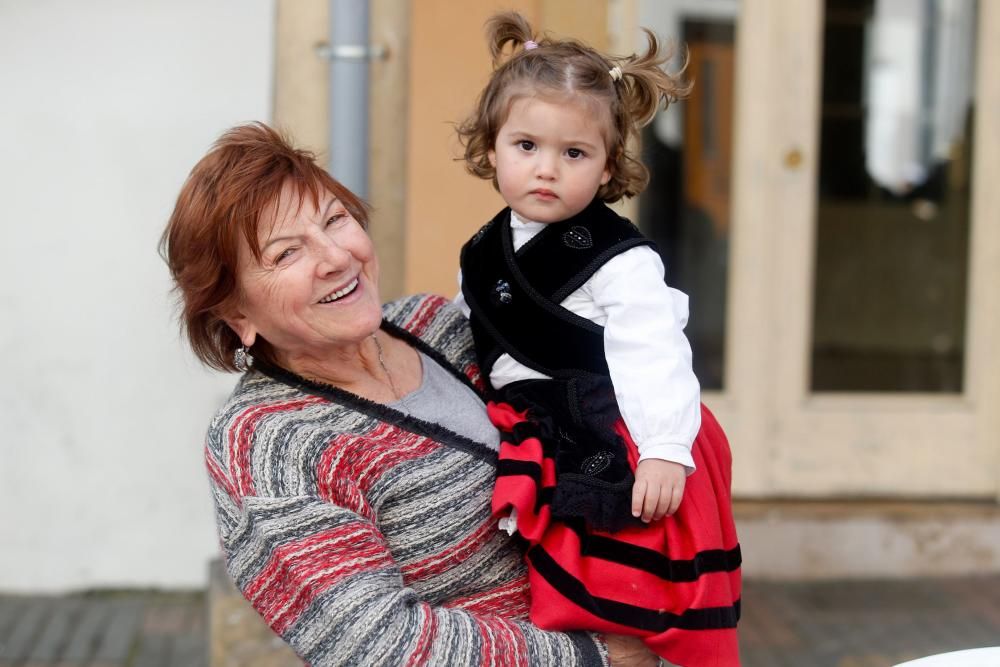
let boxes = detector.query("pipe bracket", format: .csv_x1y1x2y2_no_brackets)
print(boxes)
315,43,388,61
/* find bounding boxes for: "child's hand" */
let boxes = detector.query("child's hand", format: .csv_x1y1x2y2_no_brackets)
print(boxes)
631,459,686,523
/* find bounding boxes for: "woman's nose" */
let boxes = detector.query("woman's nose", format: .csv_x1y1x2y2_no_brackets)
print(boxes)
313,235,351,276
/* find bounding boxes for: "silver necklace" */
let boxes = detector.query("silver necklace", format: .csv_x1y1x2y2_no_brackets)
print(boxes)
371,333,402,400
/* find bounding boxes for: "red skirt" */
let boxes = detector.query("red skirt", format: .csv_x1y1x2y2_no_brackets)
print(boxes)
489,400,742,667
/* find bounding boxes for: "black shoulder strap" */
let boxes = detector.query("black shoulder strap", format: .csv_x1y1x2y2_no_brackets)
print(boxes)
460,200,653,381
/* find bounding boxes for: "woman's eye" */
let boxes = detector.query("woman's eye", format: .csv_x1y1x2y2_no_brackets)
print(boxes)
274,247,296,264
326,213,346,227
518,140,535,151
567,148,584,159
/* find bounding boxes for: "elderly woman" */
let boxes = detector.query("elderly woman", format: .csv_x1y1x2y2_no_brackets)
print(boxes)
161,123,658,666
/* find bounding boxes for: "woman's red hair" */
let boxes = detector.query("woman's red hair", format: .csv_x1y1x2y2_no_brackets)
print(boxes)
160,122,369,371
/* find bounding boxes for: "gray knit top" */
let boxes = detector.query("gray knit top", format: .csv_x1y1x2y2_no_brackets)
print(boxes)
390,351,501,452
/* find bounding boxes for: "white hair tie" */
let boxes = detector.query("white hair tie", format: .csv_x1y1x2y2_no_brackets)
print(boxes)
608,65,623,82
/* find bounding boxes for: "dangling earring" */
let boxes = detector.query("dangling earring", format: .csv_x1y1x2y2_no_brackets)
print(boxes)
234,345,253,372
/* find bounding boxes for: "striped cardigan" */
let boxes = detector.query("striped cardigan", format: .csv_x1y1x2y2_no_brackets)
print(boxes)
205,294,608,666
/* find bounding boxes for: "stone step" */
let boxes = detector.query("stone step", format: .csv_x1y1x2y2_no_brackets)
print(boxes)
735,500,1000,580
207,560,300,667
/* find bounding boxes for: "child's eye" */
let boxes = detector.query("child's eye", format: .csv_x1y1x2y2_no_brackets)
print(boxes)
567,148,585,159
518,140,535,151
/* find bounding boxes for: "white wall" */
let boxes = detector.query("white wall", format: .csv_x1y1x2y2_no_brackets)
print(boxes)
0,0,275,592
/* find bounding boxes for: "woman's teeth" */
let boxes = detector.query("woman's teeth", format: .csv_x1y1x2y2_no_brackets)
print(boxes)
319,278,359,303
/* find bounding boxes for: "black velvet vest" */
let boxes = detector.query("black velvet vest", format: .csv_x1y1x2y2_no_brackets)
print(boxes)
460,199,654,385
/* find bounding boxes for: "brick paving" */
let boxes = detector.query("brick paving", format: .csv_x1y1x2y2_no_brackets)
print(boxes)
739,576,1000,667
0,576,998,666
0,592,205,667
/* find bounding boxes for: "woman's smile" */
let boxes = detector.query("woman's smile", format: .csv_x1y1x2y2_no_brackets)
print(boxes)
318,276,360,304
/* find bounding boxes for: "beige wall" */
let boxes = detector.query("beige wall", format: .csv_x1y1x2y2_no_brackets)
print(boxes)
368,0,411,298
273,0,328,155
404,1,610,297
274,0,409,300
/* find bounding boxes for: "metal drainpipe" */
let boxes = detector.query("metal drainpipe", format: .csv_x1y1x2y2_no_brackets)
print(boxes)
320,0,384,199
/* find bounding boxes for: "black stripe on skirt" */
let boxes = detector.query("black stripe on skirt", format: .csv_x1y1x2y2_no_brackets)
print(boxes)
527,546,742,632
560,519,742,582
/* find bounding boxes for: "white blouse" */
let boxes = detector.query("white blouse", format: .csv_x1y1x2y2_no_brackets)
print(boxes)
455,211,701,471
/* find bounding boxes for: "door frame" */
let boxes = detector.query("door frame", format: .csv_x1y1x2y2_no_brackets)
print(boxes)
721,0,1000,498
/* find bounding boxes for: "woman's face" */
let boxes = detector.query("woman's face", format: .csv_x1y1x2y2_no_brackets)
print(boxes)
226,182,381,367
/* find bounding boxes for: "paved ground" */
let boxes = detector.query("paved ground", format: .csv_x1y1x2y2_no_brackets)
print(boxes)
0,592,205,667
1,576,998,666
739,576,1000,666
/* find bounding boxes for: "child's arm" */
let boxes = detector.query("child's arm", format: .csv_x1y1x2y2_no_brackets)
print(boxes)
584,245,702,519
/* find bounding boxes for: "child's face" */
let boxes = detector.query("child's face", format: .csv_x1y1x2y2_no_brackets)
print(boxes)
489,96,611,223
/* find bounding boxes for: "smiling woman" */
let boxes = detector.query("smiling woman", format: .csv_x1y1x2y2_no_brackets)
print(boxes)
159,123,656,666
160,123,372,374
223,182,393,398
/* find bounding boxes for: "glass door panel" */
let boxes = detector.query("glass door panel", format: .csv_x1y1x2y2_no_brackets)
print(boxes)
811,0,978,392
638,1,739,390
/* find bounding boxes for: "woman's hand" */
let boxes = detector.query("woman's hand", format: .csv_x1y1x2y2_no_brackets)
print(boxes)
605,633,659,666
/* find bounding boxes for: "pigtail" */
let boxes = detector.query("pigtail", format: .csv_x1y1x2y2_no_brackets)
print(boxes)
485,11,537,67
596,30,690,201
616,29,691,128
457,11,540,183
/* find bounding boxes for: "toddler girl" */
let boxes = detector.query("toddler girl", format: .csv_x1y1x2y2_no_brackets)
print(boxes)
455,12,741,667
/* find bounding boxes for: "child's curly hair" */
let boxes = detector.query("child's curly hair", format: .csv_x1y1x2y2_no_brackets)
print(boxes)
457,11,690,203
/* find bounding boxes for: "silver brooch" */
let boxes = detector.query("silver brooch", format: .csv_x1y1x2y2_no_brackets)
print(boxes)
562,226,593,249
580,451,614,476
493,279,513,305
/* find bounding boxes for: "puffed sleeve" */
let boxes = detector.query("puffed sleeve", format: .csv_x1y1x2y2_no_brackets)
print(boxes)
206,452,609,666
583,245,701,471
